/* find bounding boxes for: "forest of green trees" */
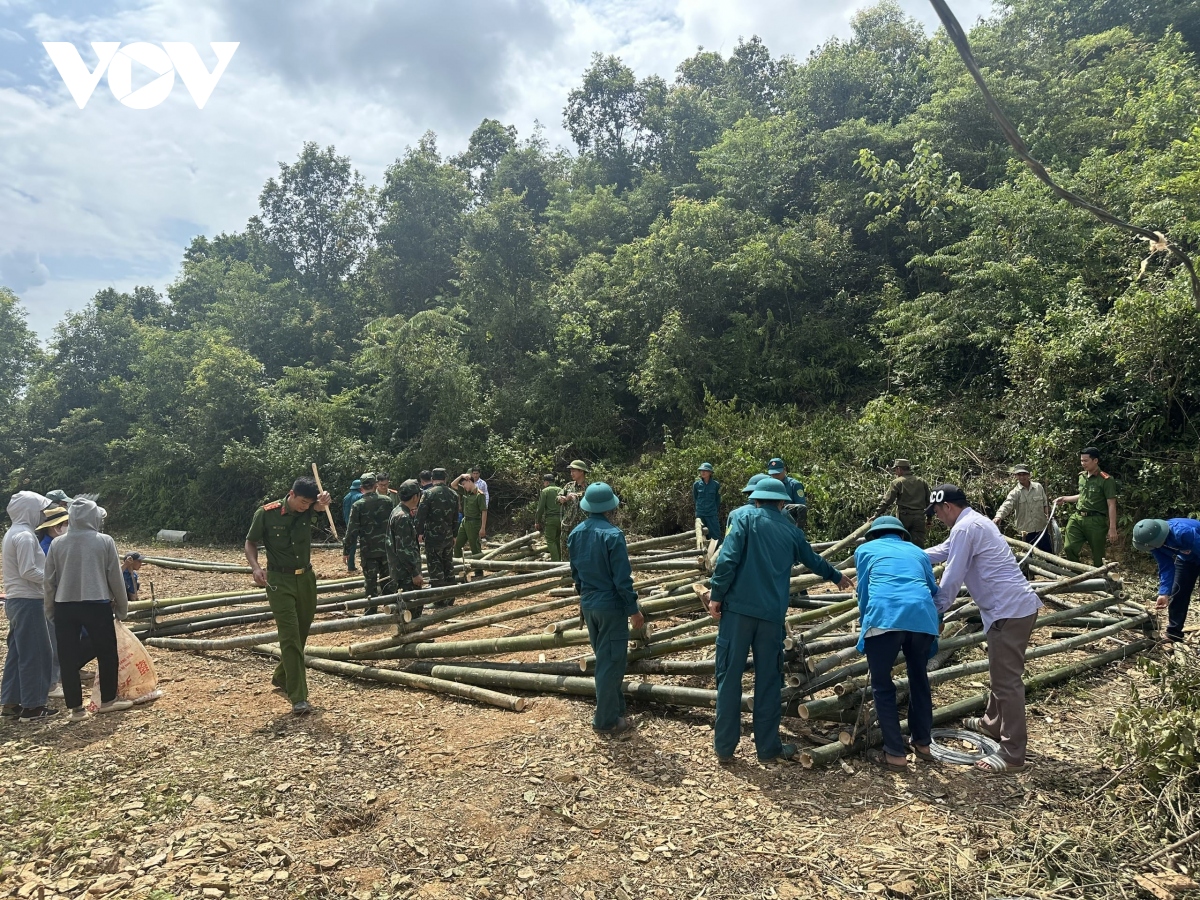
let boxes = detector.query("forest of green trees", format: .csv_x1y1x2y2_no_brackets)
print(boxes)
3,0,1199,540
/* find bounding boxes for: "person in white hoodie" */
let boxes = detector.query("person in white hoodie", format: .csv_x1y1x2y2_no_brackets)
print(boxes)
44,497,132,720
1,491,57,723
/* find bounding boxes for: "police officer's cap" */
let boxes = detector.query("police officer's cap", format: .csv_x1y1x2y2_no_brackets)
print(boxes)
741,473,766,494
398,479,421,501
1133,518,1170,552
749,479,790,502
767,458,786,475
359,472,377,486
865,516,910,541
568,459,590,473
579,482,619,513
698,462,714,473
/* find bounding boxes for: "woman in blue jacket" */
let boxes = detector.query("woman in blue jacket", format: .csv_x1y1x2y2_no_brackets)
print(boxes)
854,516,940,770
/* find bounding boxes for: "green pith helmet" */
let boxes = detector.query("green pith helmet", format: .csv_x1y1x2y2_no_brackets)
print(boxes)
1132,518,1170,552
741,473,766,494
866,516,910,540
568,459,590,473
749,478,790,502
698,462,714,473
580,482,619,513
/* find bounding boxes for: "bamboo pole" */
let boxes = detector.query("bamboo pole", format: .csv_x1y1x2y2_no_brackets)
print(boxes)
625,532,695,553
1004,536,1100,575
480,532,537,560
146,605,412,651
312,462,339,540
423,664,754,712
255,645,526,711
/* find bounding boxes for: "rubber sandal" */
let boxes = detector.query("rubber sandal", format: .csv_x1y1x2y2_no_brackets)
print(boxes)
973,753,1028,776
962,717,985,732
867,750,908,772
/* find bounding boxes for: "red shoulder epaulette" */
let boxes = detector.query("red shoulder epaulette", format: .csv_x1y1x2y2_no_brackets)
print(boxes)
264,501,282,511
1100,471,1111,479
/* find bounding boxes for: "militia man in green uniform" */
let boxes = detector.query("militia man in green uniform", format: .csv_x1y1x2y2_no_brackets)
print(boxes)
534,474,562,561
387,480,425,617
244,476,331,715
873,458,932,548
417,468,459,595
343,473,395,615
557,460,591,561
452,473,489,581
1056,447,1118,566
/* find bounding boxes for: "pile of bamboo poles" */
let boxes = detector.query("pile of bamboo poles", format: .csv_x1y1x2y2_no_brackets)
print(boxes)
141,525,1152,767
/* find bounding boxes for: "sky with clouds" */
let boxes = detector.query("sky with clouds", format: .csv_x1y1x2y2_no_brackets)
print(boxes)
0,0,993,339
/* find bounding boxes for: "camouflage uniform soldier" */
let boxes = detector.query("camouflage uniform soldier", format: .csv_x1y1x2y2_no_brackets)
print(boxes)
343,473,394,614
873,459,933,548
558,460,591,561
387,480,426,617
417,468,459,595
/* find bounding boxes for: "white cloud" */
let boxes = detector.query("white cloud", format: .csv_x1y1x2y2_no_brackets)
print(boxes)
0,0,995,339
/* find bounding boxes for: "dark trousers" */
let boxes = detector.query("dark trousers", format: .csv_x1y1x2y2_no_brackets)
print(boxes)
361,555,391,612
1167,556,1200,641
54,603,118,710
714,610,784,760
899,512,927,549
425,540,455,592
698,513,724,546
583,607,629,731
1022,530,1054,554
864,630,935,758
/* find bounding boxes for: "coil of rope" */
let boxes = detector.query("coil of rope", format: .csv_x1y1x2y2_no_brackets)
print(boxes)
928,727,1001,765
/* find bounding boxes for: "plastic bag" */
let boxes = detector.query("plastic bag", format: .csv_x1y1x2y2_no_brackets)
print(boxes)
87,620,160,710
1050,519,1064,556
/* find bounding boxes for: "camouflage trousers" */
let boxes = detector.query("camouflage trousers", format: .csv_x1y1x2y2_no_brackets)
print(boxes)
361,555,392,613
425,539,456,591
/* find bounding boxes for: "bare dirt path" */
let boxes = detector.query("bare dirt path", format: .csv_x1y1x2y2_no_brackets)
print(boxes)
0,544,1174,900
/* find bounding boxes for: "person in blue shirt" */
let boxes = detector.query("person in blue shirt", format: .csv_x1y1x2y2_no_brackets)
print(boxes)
854,516,940,771
121,552,144,603
567,483,645,738
702,478,852,762
342,479,363,572
693,463,723,546
1133,518,1200,643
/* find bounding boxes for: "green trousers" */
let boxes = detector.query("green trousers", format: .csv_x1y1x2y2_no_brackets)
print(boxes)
266,570,317,704
455,518,484,577
1063,514,1106,567
543,523,562,561
899,511,928,549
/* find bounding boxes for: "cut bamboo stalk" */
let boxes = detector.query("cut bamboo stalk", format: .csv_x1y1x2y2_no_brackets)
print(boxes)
255,644,526,711
311,462,339,540
479,532,537,560
147,606,411,651
1004,536,1103,575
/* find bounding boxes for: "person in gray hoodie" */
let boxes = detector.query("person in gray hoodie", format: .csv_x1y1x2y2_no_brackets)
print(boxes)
2,491,57,723
44,497,132,719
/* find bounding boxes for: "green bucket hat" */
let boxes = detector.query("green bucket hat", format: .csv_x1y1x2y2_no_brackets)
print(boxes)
1132,518,1170,552
749,478,790,502
580,482,619,513
568,459,590,473
741,473,766,494
865,516,910,541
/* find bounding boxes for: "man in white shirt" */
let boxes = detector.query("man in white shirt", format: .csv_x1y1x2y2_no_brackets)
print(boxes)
993,465,1052,552
927,484,1042,774
470,466,490,507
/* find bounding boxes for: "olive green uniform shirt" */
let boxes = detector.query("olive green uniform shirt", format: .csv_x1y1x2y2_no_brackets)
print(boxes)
246,498,317,571
874,474,932,517
1077,471,1117,514
459,489,488,521
343,491,395,559
535,486,562,528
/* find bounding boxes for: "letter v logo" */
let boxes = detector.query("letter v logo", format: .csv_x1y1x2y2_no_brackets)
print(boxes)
43,42,120,108
162,42,239,109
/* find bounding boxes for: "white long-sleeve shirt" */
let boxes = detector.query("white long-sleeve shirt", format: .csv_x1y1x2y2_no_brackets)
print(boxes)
926,506,1042,631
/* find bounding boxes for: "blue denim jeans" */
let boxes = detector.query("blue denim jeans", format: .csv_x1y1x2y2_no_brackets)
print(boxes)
714,610,784,760
1167,556,1200,642
864,630,935,758
1,597,53,708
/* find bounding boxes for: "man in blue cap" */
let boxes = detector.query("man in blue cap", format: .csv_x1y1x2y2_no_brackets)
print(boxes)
568,483,645,737
703,477,852,762
341,479,363,572
1132,518,1200,644
693,463,723,546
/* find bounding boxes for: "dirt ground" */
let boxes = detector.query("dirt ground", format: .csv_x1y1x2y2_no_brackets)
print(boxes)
0,542,1191,900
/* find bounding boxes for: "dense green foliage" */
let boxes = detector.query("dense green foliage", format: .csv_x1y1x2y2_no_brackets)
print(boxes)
5,0,1200,539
